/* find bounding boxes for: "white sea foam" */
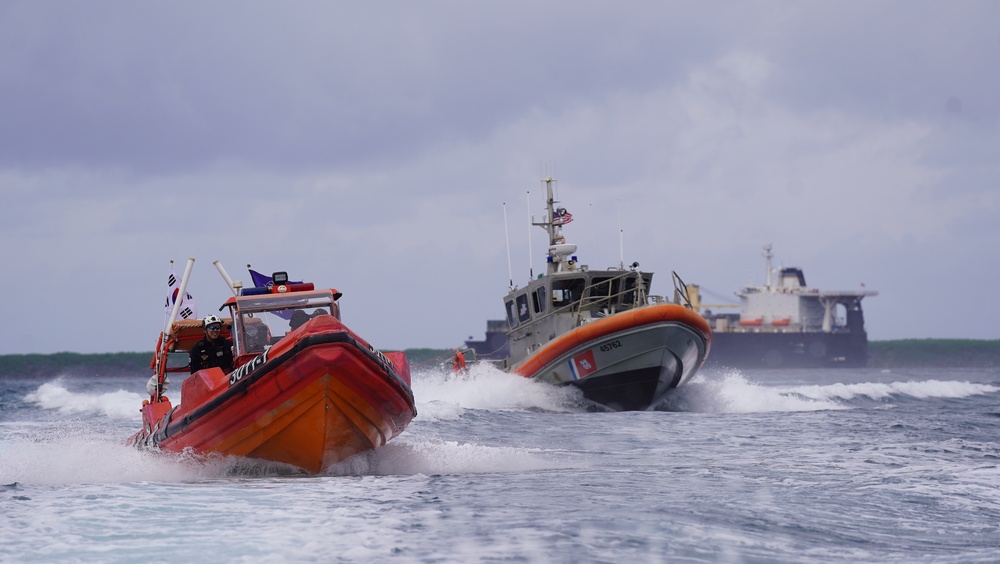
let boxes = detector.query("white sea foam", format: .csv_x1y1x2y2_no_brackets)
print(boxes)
783,380,1000,402
667,371,1000,414
666,370,847,413
410,363,583,419
10,371,575,483
0,434,221,485
325,437,569,476
24,381,145,420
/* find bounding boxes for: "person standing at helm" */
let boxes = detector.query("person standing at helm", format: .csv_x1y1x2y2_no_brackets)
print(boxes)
190,315,235,374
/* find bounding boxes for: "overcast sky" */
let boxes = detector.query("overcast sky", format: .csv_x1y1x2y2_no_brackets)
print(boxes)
2,1,998,355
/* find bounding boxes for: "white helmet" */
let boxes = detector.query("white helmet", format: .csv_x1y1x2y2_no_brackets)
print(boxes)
203,315,223,328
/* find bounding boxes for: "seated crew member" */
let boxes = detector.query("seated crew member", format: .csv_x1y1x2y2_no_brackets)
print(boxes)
190,315,235,374
244,322,272,353
289,310,310,331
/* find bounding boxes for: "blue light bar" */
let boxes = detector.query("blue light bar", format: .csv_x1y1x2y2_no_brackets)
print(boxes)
240,287,270,296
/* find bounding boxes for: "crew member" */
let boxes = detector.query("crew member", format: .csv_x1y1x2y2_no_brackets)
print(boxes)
452,349,467,374
190,315,235,374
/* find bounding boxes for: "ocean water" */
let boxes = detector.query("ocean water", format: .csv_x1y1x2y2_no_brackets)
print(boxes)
1,364,999,563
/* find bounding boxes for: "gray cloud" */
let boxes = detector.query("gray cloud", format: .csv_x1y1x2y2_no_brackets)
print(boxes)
1,1,998,354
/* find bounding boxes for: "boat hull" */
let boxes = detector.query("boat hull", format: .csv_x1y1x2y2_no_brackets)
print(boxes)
128,319,416,473
513,304,711,411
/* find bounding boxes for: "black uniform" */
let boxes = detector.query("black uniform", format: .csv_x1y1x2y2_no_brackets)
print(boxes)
189,337,235,374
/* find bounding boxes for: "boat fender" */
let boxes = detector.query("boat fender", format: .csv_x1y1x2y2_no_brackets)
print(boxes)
146,374,169,397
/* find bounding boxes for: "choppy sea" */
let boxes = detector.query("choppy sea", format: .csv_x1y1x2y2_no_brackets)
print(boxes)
1,364,999,563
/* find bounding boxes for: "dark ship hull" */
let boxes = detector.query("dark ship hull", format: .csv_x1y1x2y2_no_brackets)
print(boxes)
706,330,868,368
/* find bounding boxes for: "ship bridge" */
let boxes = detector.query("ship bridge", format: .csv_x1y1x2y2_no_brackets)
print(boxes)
817,290,878,333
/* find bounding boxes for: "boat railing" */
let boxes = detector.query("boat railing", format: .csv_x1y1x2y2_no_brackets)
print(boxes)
511,270,643,330
512,269,694,334
572,270,695,313
570,270,650,320
671,271,695,309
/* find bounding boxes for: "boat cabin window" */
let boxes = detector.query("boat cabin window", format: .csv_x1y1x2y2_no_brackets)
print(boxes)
532,286,546,314
165,351,193,371
590,276,621,306
621,274,650,306
552,277,586,309
515,293,531,323
505,299,517,328
230,292,339,356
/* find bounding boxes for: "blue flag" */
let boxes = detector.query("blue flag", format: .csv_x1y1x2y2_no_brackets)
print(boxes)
248,269,301,288
247,268,304,321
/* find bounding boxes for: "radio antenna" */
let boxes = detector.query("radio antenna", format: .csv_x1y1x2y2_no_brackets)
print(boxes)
503,202,514,290
618,199,625,270
526,190,533,280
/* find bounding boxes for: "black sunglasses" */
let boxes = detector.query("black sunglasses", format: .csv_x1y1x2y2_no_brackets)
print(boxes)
206,324,222,331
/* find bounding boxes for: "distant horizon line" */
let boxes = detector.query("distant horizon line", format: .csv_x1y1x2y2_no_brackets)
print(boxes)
3,338,1000,357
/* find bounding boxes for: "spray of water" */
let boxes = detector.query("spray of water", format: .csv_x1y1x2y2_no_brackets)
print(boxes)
12,369,996,483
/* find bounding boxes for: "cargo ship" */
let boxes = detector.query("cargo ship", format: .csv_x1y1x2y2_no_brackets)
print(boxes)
691,246,877,368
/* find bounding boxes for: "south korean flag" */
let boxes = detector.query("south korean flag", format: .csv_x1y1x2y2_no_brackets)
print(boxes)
164,266,198,320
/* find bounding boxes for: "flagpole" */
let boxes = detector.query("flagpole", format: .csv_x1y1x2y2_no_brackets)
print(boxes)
154,257,195,402
154,259,175,397
166,258,196,335
160,260,175,338
213,260,239,297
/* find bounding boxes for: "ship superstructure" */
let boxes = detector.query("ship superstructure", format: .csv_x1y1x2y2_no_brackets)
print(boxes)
695,246,877,367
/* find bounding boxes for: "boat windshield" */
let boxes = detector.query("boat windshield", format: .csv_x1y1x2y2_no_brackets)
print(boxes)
552,277,586,308
232,292,340,355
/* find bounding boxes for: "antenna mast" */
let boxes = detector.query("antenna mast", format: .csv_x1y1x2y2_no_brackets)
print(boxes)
503,203,514,290
618,200,625,270
763,244,774,288
529,176,576,275
526,190,533,280
531,177,556,245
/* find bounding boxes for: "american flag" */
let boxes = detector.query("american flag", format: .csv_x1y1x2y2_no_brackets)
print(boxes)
553,208,573,225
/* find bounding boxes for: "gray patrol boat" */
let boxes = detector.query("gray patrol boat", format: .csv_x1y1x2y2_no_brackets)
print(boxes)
495,177,712,411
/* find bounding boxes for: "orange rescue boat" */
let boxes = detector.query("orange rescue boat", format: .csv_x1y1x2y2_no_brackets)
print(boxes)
128,263,416,474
